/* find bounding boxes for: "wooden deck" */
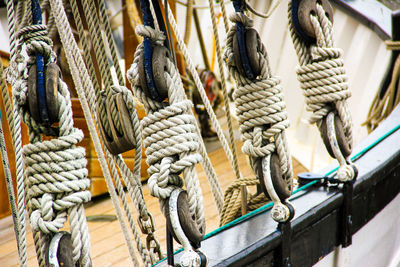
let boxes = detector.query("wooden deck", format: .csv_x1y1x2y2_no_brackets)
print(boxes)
0,141,307,267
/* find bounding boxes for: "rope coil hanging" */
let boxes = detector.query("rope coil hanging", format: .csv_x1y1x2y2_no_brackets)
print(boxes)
288,0,356,182
127,5,207,262
13,18,92,266
223,6,294,223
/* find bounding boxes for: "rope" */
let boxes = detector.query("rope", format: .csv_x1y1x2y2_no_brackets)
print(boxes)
50,0,144,265
12,20,92,266
207,0,243,183
5,0,28,265
0,88,22,266
288,1,353,145
288,1,354,181
167,6,228,214
363,54,400,132
68,0,162,263
223,12,293,224
128,25,206,232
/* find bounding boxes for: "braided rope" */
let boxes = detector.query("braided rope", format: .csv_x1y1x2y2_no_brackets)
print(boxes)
223,12,293,224
288,1,353,146
128,25,206,232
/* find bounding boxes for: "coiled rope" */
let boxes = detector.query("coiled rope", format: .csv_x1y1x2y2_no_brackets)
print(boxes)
12,21,92,266
288,1,354,181
223,12,293,225
128,25,206,232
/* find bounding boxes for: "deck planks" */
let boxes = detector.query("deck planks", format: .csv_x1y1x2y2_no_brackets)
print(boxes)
0,141,306,266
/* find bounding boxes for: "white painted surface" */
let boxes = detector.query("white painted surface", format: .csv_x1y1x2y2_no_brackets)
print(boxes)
315,194,400,267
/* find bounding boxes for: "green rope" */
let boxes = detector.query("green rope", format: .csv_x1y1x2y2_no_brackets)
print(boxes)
152,121,400,266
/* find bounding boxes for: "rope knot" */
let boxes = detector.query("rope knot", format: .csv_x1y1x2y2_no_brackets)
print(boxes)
135,25,165,45
229,12,254,27
30,193,68,234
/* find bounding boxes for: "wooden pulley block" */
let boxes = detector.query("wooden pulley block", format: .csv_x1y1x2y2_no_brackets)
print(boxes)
256,153,291,202
232,28,261,79
165,190,204,249
138,45,170,102
28,63,60,125
97,93,137,155
297,0,334,39
319,113,352,158
47,231,76,267
45,63,60,124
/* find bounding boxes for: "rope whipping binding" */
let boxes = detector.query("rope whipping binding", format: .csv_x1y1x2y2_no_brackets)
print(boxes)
4,0,28,265
127,0,212,264
223,1,294,224
52,0,161,265
288,1,356,182
9,2,92,264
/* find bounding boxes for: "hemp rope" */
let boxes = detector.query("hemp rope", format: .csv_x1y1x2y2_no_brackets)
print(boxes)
11,21,92,266
222,12,293,224
363,42,400,132
50,0,147,265
168,6,251,215
288,1,354,181
0,64,23,265
68,0,162,263
128,25,206,233
5,0,29,265
207,0,242,182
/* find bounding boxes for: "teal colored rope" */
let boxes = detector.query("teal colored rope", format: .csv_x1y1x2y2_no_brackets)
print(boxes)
152,122,400,266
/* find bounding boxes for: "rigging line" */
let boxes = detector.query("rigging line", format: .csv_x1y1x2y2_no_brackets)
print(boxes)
164,0,177,65
5,0,28,265
245,0,282,19
50,0,144,264
0,82,21,261
207,0,242,181
175,0,231,9
151,121,400,267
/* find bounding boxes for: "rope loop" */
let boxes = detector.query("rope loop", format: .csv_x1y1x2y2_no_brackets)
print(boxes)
288,0,353,148
136,25,165,45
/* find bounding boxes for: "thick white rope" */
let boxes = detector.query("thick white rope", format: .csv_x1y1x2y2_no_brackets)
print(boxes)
225,13,292,182
127,26,206,233
288,1,354,181
13,22,92,266
49,0,144,265
224,13,293,223
168,6,255,214
5,0,29,265
206,0,242,182
68,0,161,263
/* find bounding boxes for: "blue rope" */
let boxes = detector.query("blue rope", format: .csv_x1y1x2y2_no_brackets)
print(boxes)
152,121,400,266
31,0,49,124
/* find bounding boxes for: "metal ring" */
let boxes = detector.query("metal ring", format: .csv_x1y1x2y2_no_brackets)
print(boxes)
320,112,352,158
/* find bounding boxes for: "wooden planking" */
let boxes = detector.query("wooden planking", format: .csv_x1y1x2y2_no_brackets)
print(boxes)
0,138,307,266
